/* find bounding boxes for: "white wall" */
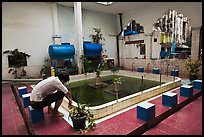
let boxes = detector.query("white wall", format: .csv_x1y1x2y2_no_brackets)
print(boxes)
120,2,202,34
2,2,118,79
57,5,75,44
57,4,118,64
2,2,55,79
118,2,202,65
2,2,202,79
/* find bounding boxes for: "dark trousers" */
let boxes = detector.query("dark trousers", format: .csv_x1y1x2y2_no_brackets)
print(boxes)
30,90,65,109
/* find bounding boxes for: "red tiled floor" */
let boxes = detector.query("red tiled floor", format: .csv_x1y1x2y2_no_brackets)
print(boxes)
2,83,202,135
143,96,202,135
2,84,28,135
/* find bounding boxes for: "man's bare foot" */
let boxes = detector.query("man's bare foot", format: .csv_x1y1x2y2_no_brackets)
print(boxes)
48,107,54,114
52,111,64,117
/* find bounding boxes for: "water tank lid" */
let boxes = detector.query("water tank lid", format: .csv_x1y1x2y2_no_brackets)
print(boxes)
61,42,70,45
83,41,92,43
52,35,61,38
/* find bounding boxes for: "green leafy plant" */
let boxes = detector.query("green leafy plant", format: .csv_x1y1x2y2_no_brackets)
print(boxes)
185,59,201,80
40,58,51,79
3,49,30,79
112,76,124,84
89,27,105,43
69,103,96,133
95,63,103,77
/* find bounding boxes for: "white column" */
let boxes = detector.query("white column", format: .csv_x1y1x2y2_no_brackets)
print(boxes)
191,26,201,60
74,2,83,74
51,3,59,36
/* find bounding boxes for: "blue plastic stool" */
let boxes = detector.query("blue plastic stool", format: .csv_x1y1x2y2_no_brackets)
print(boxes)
28,105,44,124
18,86,27,98
193,80,202,90
162,92,178,107
171,69,179,77
152,68,160,74
138,67,144,72
180,85,193,98
137,102,155,122
22,93,31,108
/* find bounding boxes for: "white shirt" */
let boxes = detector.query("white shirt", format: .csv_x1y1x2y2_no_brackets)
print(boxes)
30,76,69,102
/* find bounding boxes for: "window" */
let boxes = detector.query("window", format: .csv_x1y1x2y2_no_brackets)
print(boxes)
8,55,28,67
140,44,146,55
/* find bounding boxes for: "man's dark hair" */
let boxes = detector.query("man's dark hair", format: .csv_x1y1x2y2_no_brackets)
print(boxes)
58,71,70,82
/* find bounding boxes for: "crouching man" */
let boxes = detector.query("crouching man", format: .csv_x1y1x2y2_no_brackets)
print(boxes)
29,71,72,117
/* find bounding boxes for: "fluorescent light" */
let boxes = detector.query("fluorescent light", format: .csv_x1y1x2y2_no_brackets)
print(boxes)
96,2,114,6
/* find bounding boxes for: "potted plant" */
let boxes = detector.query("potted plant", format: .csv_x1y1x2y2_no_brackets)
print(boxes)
89,27,105,43
95,63,103,86
112,76,123,92
3,49,31,79
40,58,51,79
69,103,96,132
185,59,201,81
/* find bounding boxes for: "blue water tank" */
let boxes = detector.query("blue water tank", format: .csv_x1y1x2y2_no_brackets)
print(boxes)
83,42,102,56
48,43,75,59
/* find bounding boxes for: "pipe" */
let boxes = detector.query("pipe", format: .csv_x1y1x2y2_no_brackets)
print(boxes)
119,13,123,32
132,62,135,72
116,13,123,68
160,72,162,87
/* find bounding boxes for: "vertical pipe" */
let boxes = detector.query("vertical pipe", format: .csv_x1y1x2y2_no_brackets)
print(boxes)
51,3,59,36
116,13,123,68
160,72,162,87
142,75,144,90
119,13,123,32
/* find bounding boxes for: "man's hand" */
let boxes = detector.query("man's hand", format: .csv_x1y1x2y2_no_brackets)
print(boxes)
68,100,72,108
68,104,73,109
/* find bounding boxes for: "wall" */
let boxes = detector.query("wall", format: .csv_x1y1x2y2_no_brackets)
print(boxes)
118,2,202,79
2,2,202,79
120,2,202,34
2,2,118,79
57,4,118,62
120,58,202,80
2,2,54,79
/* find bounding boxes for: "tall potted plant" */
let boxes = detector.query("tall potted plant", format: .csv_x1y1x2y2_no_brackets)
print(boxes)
112,76,123,92
3,49,31,79
89,27,105,43
185,59,201,81
95,63,103,86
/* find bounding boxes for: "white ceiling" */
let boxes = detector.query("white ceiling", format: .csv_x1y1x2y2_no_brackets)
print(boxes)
55,2,157,15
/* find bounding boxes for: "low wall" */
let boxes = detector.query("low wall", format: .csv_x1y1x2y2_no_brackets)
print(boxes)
120,58,202,79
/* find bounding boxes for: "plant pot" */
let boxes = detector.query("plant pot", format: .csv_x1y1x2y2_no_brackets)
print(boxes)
189,74,198,81
71,114,87,131
114,83,121,92
95,76,102,86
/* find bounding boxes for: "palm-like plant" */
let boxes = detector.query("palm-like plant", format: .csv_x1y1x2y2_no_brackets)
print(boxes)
95,63,103,77
89,27,105,43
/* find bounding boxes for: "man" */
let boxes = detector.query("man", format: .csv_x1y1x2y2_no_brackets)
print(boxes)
29,71,72,117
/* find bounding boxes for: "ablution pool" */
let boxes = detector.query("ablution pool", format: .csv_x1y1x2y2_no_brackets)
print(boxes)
61,70,181,119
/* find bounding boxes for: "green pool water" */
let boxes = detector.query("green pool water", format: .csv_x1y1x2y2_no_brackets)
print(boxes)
68,75,163,107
